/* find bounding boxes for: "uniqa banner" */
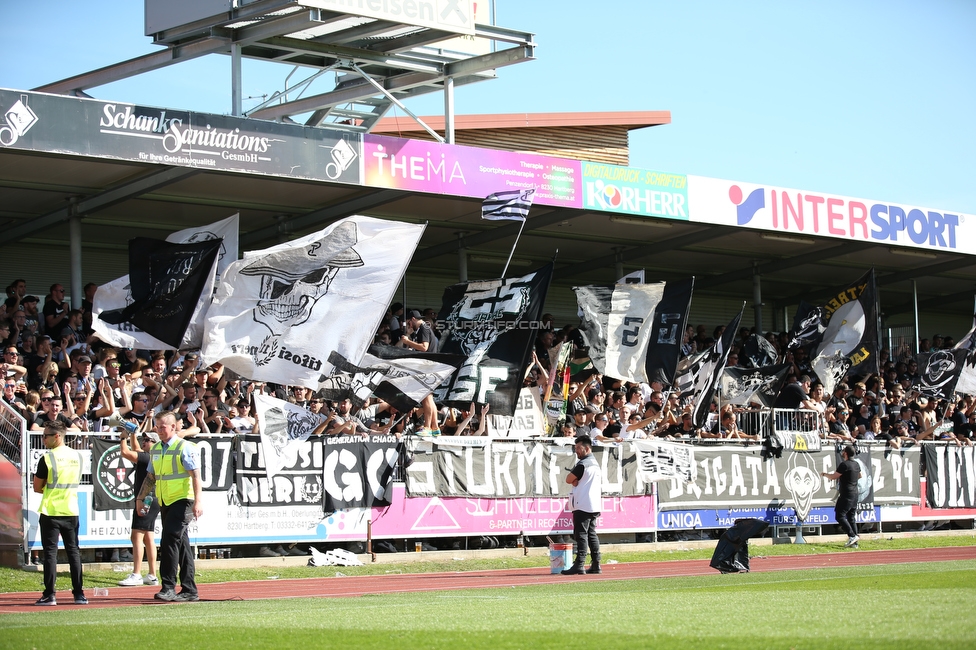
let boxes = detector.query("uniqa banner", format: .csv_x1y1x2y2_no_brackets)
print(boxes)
923,444,976,508
403,438,653,498
657,444,920,512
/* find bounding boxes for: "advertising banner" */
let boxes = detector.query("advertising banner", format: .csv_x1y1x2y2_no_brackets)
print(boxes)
0,89,361,185
657,445,920,511
363,134,581,208
404,438,651,498
373,485,655,537
582,162,688,220
657,505,881,531
687,174,976,255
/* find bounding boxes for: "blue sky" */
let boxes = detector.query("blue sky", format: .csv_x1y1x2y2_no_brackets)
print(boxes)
1,1,974,215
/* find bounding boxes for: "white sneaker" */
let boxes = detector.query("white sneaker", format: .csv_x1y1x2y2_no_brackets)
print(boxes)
273,545,289,556
118,573,143,587
144,574,158,586
259,546,280,557
119,550,133,561
844,535,860,548
109,550,120,562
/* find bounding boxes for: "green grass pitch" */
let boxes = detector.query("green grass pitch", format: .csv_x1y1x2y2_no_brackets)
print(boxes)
1,560,974,649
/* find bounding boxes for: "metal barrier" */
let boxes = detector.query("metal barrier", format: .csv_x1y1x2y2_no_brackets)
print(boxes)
0,400,26,470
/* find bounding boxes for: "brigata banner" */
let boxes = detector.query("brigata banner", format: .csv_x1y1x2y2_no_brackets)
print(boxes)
0,89,361,185
657,444,920,512
923,444,976,508
403,438,652,498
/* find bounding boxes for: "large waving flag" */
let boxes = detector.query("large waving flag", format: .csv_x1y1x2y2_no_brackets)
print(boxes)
92,214,239,350
789,269,879,376
953,314,976,396
689,306,744,428
319,349,460,412
99,238,221,348
434,263,553,417
202,216,424,387
574,278,693,385
720,364,790,407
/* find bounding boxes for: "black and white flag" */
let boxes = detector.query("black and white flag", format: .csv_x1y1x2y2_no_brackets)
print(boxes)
202,216,424,387
633,438,695,484
917,349,968,400
953,313,976,396
99,237,222,348
319,350,459,412
92,214,239,350
689,306,744,429
434,263,553,417
254,393,329,480
574,278,693,385
811,352,853,397
742,333,779,368
674,350,707,395
91,437,138,512
790,270,879,376
617,270,645,284
322,435,401,510
720,364,790,407
482,188,535,221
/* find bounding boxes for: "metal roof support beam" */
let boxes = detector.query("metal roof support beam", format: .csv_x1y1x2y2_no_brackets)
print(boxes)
877,257,975,286
885,288,976,316
240,189,406,248
556,227,731,280
697,242,874,290
415,209,588,262
0,166,200,249
36,9,325,95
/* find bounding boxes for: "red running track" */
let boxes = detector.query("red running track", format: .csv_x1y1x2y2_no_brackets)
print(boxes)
2,546,973,613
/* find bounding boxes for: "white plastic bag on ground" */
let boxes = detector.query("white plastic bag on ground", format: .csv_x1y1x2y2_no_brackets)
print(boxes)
308,547,364,567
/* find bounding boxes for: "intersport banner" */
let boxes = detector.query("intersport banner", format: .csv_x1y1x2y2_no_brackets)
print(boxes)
657,445,920,511
687,175,976,255
923,444,976,508
403,438,652,498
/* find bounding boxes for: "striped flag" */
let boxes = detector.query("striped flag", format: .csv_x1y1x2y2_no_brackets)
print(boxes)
689,306,744,429
482,189,536,221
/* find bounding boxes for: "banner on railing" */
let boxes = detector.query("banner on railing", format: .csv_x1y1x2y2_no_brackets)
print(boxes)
403,438,652,498
321,434,400,511
923,444,976,508
657,444,920,512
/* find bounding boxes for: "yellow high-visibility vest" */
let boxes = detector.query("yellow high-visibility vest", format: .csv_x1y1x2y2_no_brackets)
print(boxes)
37,446,81,517
151,438,194,505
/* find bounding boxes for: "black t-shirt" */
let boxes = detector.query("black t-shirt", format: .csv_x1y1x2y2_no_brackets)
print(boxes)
33,412,74,429
42,299,67,334
133,450,152,500
410,322,434,350
775,383,808,409
836,458,861,501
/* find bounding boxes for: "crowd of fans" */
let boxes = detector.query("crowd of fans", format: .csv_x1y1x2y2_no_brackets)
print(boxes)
3,278,974,450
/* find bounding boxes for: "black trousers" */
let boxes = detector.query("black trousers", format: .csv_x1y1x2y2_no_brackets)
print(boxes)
835,498,858,538
572,510,600,565
159,499,196,595
38,514,83,598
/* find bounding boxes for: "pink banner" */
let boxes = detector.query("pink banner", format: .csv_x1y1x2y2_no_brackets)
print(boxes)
363,134,582,208
370,485,655,538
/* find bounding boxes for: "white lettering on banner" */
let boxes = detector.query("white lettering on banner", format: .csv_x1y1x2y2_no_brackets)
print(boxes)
324,448,364,503
584,182,687,217
371,146,467,184
196,439,233,490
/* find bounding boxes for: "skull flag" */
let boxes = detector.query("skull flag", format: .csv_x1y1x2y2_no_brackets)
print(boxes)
93,214,239,350
254,393,329,480
202,216,424,387
434,263,553,417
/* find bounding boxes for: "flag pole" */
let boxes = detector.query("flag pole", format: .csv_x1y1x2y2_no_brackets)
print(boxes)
500,217,526,280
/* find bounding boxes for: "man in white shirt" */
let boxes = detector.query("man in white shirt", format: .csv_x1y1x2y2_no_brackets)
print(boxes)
562,435,603,575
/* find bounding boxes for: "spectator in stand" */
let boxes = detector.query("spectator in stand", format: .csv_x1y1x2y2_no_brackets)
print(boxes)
2,345,27,382
398,310,438,435
775,375,817,410
571,409,591,436
664,410,700,440
852,403,873,435
826,405,854,441
81,283,97,337
1,377,27,416
31,389,78,431
43,285,69,339
848,382,867,411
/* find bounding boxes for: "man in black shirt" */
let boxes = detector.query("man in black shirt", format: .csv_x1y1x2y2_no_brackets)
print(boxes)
822,444,862,548
399,310,438,434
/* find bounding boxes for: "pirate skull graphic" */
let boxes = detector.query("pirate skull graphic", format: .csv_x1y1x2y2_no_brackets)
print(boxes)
784,451,822,522
241,221,363,338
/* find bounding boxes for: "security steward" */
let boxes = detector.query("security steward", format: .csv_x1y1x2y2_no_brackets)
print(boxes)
33,420,86,606
137,410,202,602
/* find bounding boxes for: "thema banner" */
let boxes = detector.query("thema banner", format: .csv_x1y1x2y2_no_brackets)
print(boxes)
403,438,652,498
657,445,920,511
